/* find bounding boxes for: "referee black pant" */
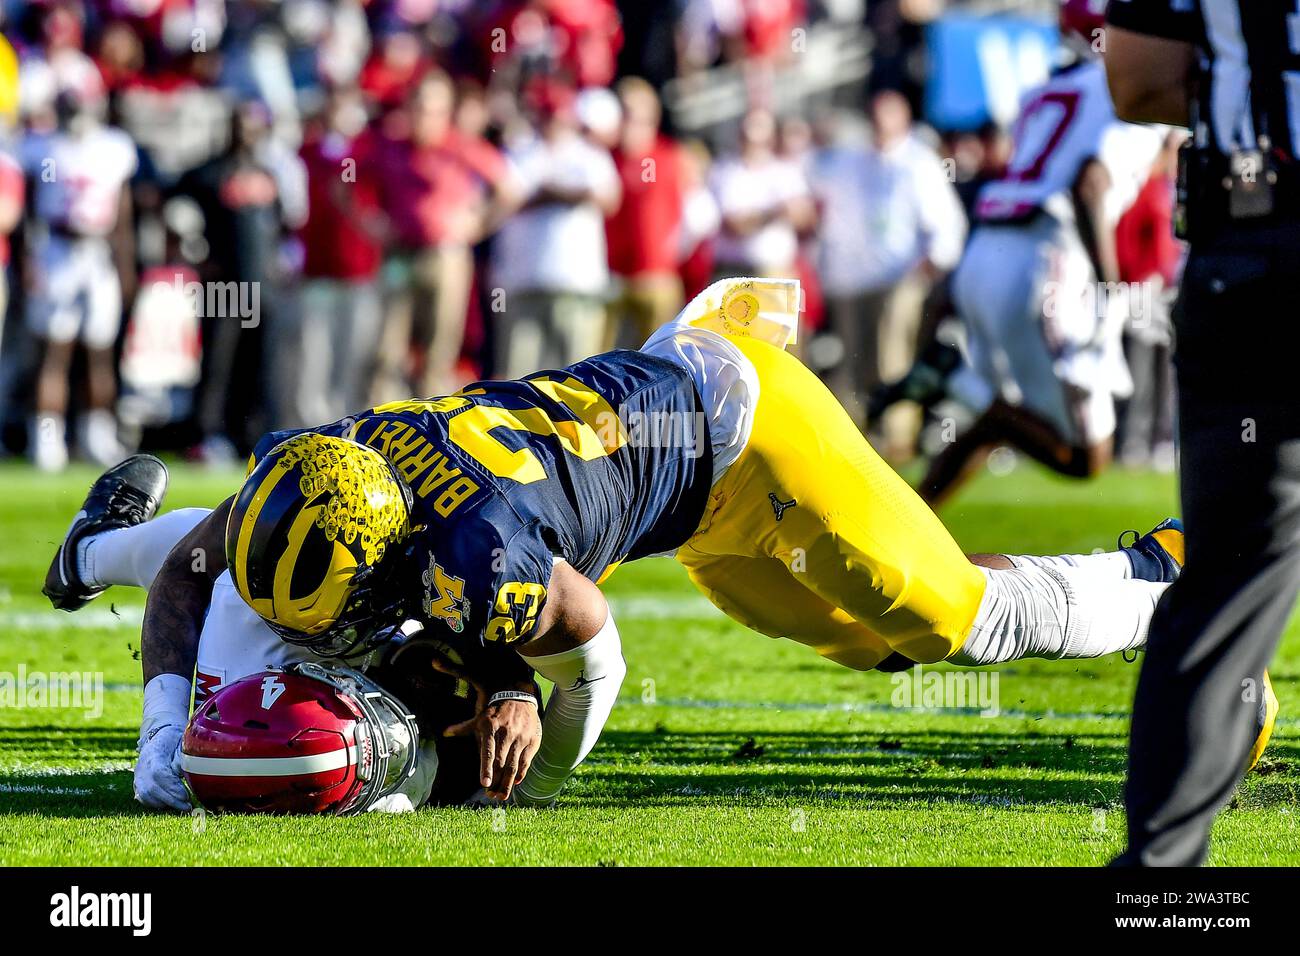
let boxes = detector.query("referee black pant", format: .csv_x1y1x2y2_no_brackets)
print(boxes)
1120,220,1300,865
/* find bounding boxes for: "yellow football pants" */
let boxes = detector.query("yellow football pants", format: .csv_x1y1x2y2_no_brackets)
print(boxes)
677,335,987,670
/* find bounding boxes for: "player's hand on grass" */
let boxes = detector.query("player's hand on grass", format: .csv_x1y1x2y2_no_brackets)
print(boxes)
428,648,543,800
462,787,507,808
445,695,541,801
133,724,190,812
462,785,556,809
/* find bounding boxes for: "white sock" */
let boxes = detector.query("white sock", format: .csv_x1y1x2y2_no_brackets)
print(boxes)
31,414,68,472
1007,551,1133,579
78,507,212,589
79,410,127,467
82,409,116,441
950,564,1166,666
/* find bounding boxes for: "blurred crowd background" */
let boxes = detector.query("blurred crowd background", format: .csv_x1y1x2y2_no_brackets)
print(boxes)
0,0,1178,473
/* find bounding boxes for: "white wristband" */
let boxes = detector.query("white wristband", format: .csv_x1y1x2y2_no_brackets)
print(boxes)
140,673,192,744
488,690,539,709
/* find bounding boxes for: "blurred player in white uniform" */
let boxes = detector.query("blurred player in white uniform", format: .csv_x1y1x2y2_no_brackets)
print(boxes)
20,79,136,471
915,0,1164,505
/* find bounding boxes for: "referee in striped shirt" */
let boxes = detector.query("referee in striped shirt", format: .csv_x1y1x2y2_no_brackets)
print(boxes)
1105,0,1296,865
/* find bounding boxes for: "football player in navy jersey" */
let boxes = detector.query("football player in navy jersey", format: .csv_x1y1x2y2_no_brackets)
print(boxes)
46,278,1276,814
70,345,719,809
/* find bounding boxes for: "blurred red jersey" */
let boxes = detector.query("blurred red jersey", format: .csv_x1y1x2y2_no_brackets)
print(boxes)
607,136,683,277
299,129,384,280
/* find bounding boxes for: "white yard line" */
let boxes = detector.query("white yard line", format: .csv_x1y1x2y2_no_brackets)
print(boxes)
607,595,722,619
5,603,1291,727
0,764,132,775
0,594,723,632
0,607,145,631
619,695,1298,726
0,783,93,795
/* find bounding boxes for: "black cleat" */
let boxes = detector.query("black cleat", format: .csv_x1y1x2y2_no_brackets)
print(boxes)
867,339,963,422
43,454,169,611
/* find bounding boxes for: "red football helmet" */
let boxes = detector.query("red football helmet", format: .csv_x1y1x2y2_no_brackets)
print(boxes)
181,662,420,815
1060,0,1108,52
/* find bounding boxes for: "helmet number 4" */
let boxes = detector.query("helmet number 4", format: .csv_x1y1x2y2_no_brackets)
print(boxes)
260,675,287,710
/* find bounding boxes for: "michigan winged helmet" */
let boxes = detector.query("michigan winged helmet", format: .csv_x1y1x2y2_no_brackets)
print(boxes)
226,433,415,657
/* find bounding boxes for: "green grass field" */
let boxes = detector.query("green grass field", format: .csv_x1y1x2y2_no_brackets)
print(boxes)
0,459,1297,866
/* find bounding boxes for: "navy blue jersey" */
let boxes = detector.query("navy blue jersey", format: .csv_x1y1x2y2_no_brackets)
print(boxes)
251,350,712,647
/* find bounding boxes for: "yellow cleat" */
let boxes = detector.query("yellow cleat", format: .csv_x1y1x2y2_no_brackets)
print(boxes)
1245,671,1280,774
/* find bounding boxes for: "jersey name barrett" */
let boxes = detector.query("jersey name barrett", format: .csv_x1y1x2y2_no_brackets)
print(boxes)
252,350,713,647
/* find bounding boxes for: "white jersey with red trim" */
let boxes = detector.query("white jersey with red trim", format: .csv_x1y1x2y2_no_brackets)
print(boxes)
976,59,1149,225
957,60,1165,447
19,125,136,237
1096,120,1168,225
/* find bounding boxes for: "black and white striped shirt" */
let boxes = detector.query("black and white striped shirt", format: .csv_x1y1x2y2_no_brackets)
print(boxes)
1108,0,1300,160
